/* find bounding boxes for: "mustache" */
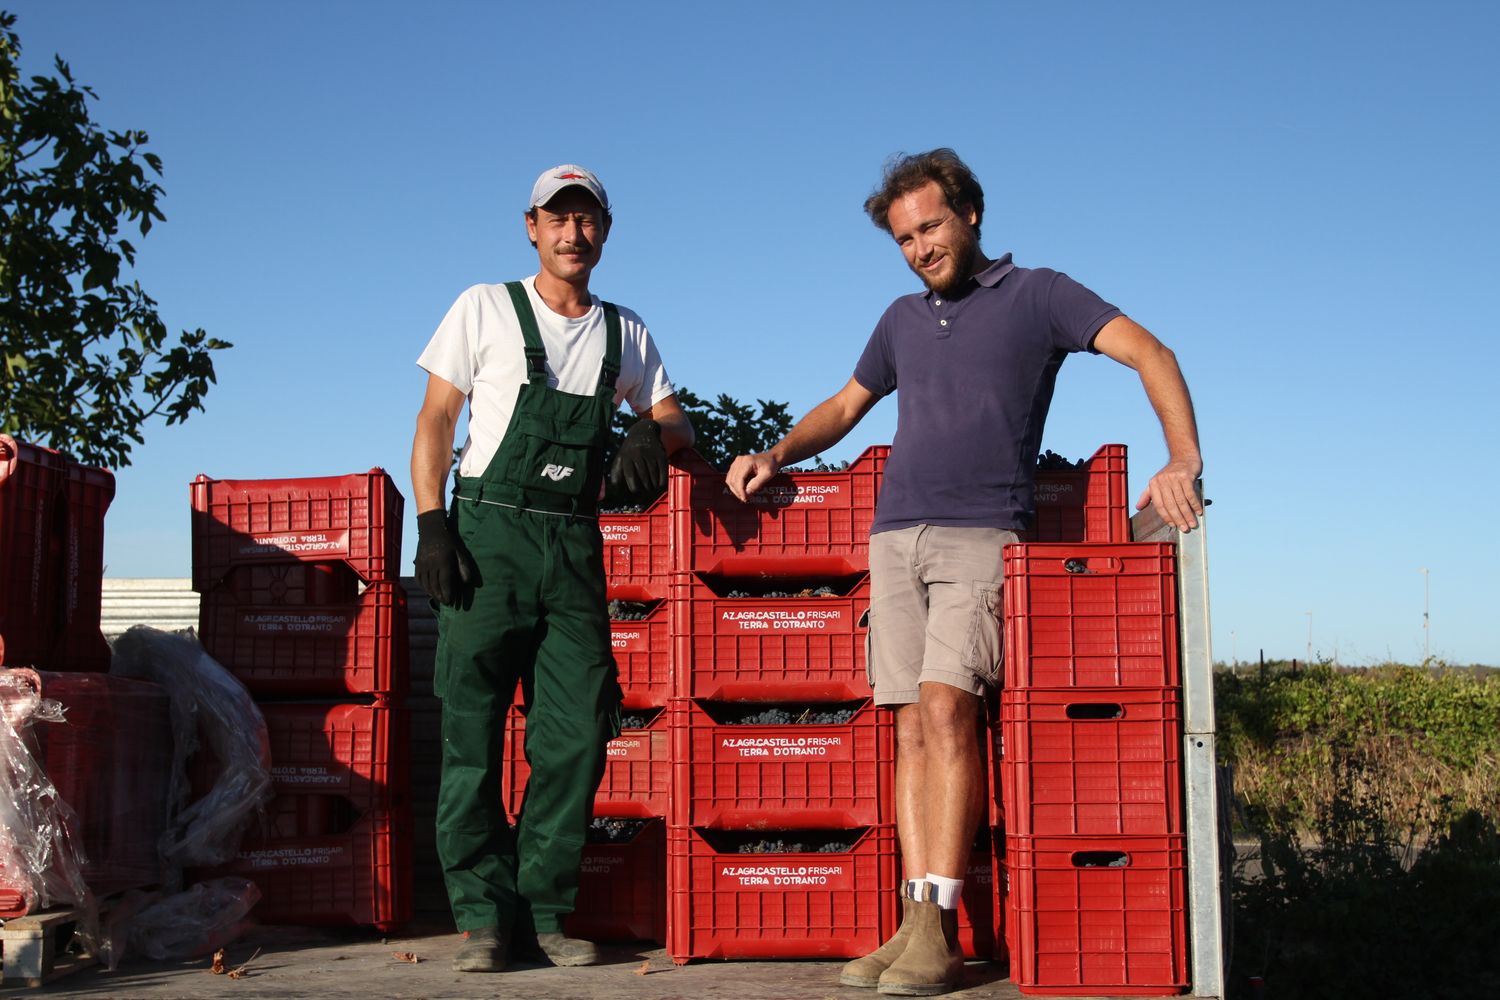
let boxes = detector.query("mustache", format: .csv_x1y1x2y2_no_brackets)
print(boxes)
554,241,593,254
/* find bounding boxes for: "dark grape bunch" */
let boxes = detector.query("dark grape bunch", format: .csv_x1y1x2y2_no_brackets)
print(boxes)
720,705,858,725
608,599,653,620
734,836,855,854
725,585,837,599
618,713,652,730
783,458,851,473
1037,449,1087,470
599,501,651,514
588,818,648,843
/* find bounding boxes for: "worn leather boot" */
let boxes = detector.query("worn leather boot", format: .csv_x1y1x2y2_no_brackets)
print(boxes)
840,882,916,987
533,931,599,967
452,926,509,972
876,882,963,996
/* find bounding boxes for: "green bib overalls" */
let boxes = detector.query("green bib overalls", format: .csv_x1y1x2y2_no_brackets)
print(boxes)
433,281,624,934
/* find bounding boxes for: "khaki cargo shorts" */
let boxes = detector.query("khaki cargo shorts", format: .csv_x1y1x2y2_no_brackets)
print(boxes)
864,524,1018,705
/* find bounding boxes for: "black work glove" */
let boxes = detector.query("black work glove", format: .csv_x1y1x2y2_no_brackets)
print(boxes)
610,418,667,496
414,508,475,606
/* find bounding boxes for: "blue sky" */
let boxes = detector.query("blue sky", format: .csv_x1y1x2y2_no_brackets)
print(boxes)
8,1,1497,665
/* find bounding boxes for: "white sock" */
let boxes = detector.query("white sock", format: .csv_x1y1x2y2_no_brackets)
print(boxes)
924,872,963,910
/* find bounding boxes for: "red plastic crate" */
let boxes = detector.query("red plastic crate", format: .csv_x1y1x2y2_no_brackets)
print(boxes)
1004,834,1188,996
197,581,409,697
671,446,888,576
1003,543,1179,689
215,561,362,606
51,460,115,672
1032,444,1129,543
194,702,410,816
0,669,171,915
600,490,671,595
672,573,872,701
998,689,1183,837
503,707,668,820
205,808,411,932
190,469,405,591
565,819,666,943
0,435,67,668
670,699,893,829
608,592,672,709
954,827,1007,961
667,825,899,963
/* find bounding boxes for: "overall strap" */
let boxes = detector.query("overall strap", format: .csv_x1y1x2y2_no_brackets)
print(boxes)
598,302,622,392
504,281,549,384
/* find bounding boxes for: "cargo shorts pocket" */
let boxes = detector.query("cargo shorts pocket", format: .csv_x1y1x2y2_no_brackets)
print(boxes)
960,582,1002,685
858,607,873,688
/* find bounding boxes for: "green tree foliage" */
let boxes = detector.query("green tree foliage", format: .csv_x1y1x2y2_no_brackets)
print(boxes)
602,386,794,508
0,11,230,467
610,386,793,470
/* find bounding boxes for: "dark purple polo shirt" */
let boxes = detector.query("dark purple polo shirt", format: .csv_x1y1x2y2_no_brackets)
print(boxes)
853,254,1121,534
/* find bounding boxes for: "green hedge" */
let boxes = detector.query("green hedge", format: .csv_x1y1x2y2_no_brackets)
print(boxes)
1215,664,1500,833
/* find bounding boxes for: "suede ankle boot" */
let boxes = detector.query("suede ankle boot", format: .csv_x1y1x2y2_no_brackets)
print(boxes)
876,882,963,996
533,931,599,967
840,882,916,987
452,926,509,972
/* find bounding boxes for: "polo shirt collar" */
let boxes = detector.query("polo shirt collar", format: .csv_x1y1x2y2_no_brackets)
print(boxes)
974,253,1015,287
924,252,1015,299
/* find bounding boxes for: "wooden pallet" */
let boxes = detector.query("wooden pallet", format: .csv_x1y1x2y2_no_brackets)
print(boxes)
0,905,99,987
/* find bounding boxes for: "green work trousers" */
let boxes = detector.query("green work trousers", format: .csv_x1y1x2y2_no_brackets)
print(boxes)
433,499,622,933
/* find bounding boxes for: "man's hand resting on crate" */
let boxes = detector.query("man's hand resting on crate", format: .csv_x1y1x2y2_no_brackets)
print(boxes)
1137,456,1204,533
725,451,782,502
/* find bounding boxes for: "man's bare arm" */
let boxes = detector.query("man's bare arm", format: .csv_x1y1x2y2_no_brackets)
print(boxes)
639,392,695,455
725,377,881,501
1092,315,1204,532
411,373,467,515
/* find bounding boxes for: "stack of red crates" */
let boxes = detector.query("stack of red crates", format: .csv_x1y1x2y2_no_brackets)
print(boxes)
2,437,170,917
997,444,1189,995
665,447,902,963
0,434,116,673
499,480,674,945
189,470,410,932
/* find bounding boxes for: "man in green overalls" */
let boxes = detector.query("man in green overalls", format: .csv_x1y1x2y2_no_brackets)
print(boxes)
410,164,694,973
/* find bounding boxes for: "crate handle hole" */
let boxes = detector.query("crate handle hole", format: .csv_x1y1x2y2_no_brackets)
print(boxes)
1065,703,1123,720
1061,557,1121,574
1071,850,1129,868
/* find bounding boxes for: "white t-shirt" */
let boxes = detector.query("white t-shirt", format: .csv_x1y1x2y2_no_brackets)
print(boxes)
417,275,675,478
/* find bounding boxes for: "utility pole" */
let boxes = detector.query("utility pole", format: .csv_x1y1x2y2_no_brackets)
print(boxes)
1421,567,1430,661
1305,611,1313,664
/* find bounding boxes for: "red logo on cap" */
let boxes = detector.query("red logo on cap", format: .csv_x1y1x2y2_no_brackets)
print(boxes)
557,171,588,180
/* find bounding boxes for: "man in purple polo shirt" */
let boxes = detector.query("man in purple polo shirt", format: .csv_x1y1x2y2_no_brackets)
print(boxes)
726,148,1202,997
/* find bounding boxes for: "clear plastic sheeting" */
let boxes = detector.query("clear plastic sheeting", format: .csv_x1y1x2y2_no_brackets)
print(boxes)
125,876,261,960
110,626,273,871
0,667,100,947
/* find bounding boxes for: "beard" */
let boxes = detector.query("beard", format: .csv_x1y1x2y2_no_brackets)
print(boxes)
910,224,979,297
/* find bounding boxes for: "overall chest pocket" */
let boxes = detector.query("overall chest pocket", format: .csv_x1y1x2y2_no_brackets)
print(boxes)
505,407,602,499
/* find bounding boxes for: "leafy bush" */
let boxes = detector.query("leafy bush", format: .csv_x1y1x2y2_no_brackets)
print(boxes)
1230,755,1500,999
1217,664,1500,835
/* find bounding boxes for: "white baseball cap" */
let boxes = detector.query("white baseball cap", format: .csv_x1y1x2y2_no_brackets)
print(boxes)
528,164,610,213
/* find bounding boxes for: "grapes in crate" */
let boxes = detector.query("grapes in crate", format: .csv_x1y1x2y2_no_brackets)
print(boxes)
1036,448,1086,470
608,599,653,620
588,818,648,843
717,703,859,726
730,832,856,854
724,585,837,599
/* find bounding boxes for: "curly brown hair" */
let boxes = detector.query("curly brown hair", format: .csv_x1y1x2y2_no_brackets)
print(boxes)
863,148,985,242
